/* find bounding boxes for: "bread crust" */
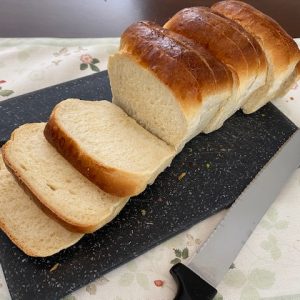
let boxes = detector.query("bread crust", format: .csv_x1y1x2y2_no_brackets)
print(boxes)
164,7,266,92
157,25,233,94
44,110,148,198
120,21,232,117
120,21,200,117
212,0,300,77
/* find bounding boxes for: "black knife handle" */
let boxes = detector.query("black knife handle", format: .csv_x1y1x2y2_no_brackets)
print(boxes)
170,263,217,300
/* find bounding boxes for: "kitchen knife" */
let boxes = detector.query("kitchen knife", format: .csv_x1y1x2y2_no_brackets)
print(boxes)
170,129,300,300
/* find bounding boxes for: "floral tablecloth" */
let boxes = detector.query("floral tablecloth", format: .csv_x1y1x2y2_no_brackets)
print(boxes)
0,38,300,300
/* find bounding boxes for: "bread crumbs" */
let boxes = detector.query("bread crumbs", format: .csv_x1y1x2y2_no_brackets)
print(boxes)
178,172,186,180
50,263,60,272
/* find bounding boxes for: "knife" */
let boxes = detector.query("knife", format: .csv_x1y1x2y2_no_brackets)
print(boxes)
170,129,300,300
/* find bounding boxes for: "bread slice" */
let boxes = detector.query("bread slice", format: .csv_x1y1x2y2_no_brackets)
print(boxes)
0,153,83,257
108,21,233,148
3,123,129,233
212,0,300,113
164,6,268,132
44,99,175,197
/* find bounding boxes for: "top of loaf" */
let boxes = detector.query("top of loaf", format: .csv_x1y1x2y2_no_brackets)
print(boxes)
120,21,233,117
212,0,300,76
164,6,268,95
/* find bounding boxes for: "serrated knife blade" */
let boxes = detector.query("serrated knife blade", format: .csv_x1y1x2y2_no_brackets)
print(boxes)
170,129,300,300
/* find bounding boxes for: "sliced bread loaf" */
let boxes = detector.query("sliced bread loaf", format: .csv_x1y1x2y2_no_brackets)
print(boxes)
44,99,175,197
108,21,233,148
164,6,268,132
212,0,300,113
3,123,129,233
0,153,83,257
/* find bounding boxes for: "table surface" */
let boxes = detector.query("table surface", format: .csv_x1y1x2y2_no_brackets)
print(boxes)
1,0,300,38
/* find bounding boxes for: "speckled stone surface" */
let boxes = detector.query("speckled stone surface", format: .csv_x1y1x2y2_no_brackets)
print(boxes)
0,71,297,300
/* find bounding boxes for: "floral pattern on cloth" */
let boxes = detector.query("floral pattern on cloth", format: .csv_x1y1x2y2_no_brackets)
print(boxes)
0,38,119,100
0,38,300,300
80,54,100,72
0,80,14,97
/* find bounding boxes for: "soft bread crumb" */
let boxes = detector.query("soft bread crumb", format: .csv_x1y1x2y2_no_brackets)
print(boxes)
3,123,129,232
0,154,83,257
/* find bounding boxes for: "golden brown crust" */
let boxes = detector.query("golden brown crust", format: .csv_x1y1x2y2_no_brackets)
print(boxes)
120,21,232,116
297,61,300,80
164,7,264,87
162,28,233,93
212,0,300,75
44,111,146,198
212,9,268,77
120,21,200,116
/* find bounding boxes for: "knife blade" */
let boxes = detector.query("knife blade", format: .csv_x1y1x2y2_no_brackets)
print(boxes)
170,129,300,300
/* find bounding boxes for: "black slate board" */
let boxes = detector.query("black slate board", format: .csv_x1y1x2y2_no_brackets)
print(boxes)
0,71,297,300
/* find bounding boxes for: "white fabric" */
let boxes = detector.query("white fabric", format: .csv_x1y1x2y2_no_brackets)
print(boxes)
0,38,300,300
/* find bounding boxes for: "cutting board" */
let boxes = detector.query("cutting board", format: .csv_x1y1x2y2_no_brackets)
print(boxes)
0,71,297,300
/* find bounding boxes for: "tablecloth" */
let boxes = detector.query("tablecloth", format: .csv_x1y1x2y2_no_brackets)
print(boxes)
0,38,300,300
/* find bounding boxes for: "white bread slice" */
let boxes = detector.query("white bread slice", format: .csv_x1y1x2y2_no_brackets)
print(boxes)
0,153,83,257
212,0,300,113
164,7,268,132
3,123,129,233
44,99,175,197
108,21,233,148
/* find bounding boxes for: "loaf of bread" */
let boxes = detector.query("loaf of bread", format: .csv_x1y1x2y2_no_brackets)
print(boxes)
164,6,269,132
3,123,129,233
109,2,299,139
212,0,300,113
109,21,233,148
0,153,83,257
44,99,175,197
